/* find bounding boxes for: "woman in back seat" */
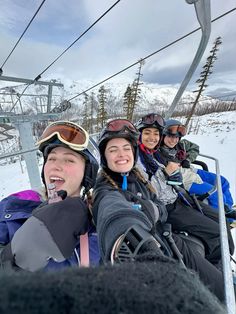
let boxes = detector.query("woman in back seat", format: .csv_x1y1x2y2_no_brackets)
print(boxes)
135,113,234,265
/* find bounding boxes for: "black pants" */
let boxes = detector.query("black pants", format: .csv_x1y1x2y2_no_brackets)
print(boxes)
173,233,225,303
166,198,234,265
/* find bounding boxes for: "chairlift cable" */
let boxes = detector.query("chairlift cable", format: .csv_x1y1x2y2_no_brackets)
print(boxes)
9,0,121,110
0,0,47,73
34,0,121,81
67,7,236,102
7,6,236,111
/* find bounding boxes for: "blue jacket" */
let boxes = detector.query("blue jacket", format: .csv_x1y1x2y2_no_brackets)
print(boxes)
0,193,100,270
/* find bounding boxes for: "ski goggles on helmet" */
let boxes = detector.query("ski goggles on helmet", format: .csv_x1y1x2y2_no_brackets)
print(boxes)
105,119,138,134
166,125,187,137
36,121,89,151
141,113,165,128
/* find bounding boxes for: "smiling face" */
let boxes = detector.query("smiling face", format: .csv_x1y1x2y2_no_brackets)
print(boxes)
141,127,160,150
163,134,180,148
104,138,134,173
44,146,86,197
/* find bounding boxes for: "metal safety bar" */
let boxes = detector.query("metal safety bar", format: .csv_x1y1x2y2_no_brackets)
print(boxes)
0,147,38,160
199,153,236,314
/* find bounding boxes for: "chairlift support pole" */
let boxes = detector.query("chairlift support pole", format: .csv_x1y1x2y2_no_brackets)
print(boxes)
0,113,61,190
0,75,63,189
14,121,41,190
47,85,53,112
165,0,211,118
199,153,236,314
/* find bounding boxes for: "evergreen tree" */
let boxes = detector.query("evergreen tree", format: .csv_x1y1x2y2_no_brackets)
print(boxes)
89,92,97,134
81,93,90,131
185,37,222,129
123,59,144,121
97,85,108,132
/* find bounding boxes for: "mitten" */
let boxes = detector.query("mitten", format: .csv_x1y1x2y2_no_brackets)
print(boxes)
175,149,187,162
33,196,89,258
137,198,160,224
181,159,191,168
3,197,89,271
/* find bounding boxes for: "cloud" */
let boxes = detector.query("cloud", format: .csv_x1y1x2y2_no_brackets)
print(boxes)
0,0,235,94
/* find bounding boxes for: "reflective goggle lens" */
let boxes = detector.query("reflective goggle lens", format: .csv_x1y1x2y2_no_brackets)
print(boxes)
167,125,186,137
37,121,89,149
142,114,165,127
106,119,138,133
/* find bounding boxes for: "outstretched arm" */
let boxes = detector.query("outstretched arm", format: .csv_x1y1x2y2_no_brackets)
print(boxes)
92,186,157,262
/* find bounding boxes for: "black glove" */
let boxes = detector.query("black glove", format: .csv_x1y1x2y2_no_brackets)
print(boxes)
123,191,167,225
160,147,177,163
33,196,89,259
139,199,168,224
136,198,160,224
225,205,236,220
181,159,191,168
111,225,164,264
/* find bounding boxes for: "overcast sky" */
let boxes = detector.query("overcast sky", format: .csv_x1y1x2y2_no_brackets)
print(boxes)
0,0,235,97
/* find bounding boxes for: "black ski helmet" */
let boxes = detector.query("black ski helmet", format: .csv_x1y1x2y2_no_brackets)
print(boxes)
39,133,100,194
163,119,186,137
135,113,165,132
98,119,139,168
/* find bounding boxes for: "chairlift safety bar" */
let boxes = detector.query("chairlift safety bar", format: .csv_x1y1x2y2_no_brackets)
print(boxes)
199,153,236,313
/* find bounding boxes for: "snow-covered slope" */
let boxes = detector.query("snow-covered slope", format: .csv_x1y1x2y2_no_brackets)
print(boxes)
0,78,227,116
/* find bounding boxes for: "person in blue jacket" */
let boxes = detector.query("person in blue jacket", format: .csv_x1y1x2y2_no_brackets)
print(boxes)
0,121,100,271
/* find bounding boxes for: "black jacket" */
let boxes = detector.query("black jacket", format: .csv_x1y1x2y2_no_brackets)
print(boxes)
92,169,168,261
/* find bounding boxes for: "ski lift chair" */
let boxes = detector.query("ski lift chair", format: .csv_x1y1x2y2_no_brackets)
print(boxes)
192,160,209,171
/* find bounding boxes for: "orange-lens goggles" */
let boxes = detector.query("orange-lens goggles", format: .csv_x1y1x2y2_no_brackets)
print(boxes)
106,119,138,133
36,121,89,150
167,125,186,137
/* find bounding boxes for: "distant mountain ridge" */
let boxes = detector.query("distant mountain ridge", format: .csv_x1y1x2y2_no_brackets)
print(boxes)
0,78,222,117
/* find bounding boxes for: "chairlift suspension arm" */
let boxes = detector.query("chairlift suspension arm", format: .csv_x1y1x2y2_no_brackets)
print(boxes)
165,0,211,119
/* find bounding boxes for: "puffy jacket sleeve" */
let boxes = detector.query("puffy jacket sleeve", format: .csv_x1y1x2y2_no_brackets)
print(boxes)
180,139,200,163
92,180,154,262
136,157,178,206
